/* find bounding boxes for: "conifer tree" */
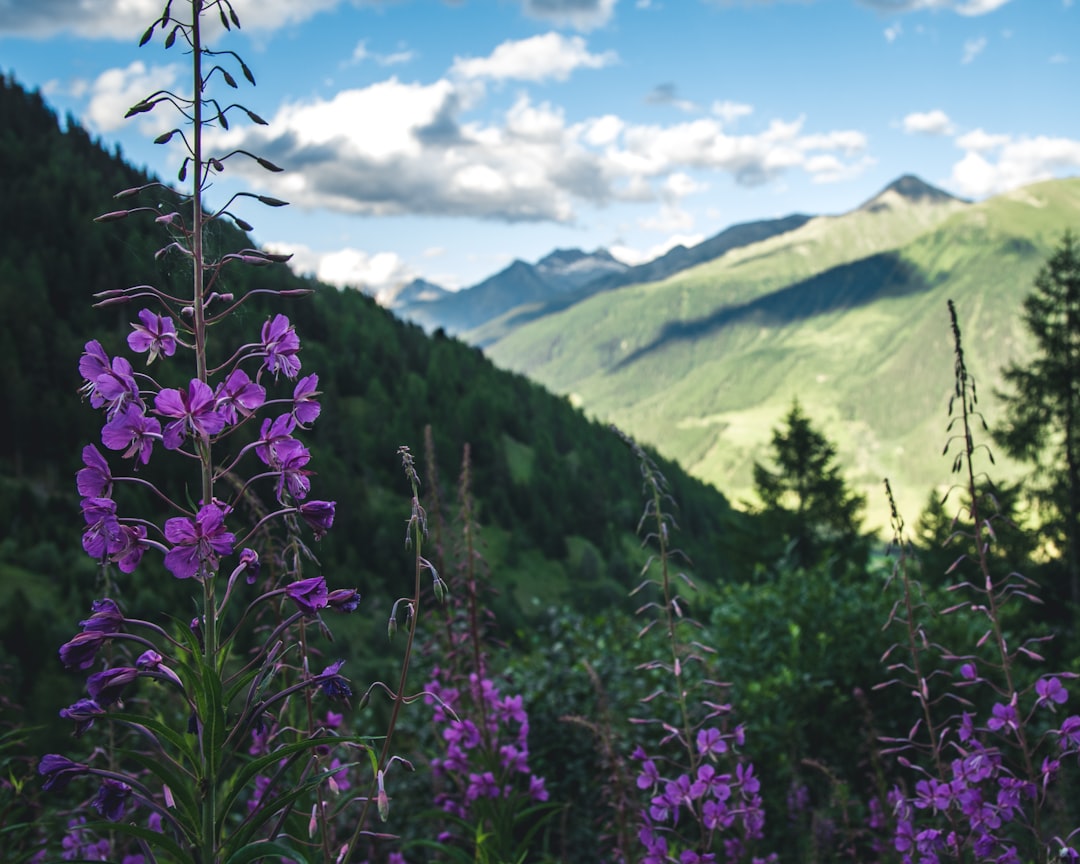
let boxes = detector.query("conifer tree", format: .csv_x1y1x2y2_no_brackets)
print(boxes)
996,230,1080,603
752,399,865,568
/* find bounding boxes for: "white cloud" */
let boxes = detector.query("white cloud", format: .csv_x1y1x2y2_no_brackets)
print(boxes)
350,40,415,67
884,22,903,42
208,66,870,224
84,60,180,133
962,36,987,63
0,0,344,39
902,109,954,135
267,242,417,295
519,0,618,31
856,0,1012,14
950,129,1080,196
611,233,705,266
711,100,753,126
1049,53,1069,64
451,33,617,82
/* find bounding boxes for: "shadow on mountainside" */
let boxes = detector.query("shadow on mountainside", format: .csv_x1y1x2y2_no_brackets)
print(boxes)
612,250,931,370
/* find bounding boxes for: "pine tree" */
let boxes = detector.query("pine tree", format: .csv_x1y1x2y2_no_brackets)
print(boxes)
752,399,866,568
996,230,1080,603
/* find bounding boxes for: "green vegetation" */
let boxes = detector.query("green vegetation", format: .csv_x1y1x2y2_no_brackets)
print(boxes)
486,173,1080,523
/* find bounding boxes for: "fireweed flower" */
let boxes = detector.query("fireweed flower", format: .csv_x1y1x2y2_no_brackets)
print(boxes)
59,698,105,737
127,308,178,363
299,500,336,540
318,660,352,702
261,313,301,379
79,598,123,634
77,445,113,498
214,367,265,425
113,524,149,573
274,439,311,503
59,631,109,670
1036,676,1069,707
285,576,328,615
988,701,1020,734
326,587,360,612
87,667,138,707
697,727,728,759
156,379,227,449
38,754,89,792
81,497,123,560
102,403,161,465
163,503,235,580
291,374,321,425
94,778,133,822
79,340,141,417
254,413,297,466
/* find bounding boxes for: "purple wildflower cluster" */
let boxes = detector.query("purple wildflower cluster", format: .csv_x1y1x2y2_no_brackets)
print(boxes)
426,669,549,830
634,729,769,864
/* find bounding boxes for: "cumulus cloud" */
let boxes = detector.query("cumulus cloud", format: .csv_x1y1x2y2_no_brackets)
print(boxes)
266,241,417,295
962,36,987,63
451,33,617,83
611,233,705,266
950,128,1080,196
206,64,869,224
351,40,415,67
84,60,180,133
0,0,344,39
902,109,954,135
519,0,618,31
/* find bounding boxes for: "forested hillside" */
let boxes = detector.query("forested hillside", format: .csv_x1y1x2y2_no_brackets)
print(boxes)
0,73,746,734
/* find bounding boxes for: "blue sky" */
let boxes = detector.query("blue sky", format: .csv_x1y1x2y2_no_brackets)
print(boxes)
1,0,1077,295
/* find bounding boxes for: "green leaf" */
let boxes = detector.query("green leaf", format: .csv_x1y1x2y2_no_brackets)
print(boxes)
226,840,309,864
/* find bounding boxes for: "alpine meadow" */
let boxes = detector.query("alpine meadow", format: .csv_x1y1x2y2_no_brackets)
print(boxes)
2,2,1080,864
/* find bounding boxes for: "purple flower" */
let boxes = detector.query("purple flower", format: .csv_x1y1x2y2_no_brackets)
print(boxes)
637,759,661,790
102,403,161,464
81,497,123,560
297,500,335,542
318,660,352,702
59,631,109,670
79,598,123,634
128,308,177,363
1036,676,1069,707
77,445,112,498
87,666,138,706
79,340,141,417
988,701,1019,734
697,727,727,758
113,524,149,573
1058,715,1080,749
38,754,88,792
327,587,360,612
155,379,227,449
261,314,301,379
466,771,501,802
163,503,235,579
275,439,311,503
238,547,260,584
214,368,265,425
285,576,328,615
93,778,132,822
59,698,105,737
292,374,321,425
529,774,549,802
255,414,297,466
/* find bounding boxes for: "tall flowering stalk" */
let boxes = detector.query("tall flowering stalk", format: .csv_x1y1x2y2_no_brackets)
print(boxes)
877,301,1080,863
31,2,407,862
417,443,552,863
617,430,770,864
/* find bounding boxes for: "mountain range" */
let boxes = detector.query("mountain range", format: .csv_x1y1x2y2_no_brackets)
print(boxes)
481,173,1080,523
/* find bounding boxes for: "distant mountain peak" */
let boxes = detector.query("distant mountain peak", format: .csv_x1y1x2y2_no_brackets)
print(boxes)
859,174,965,213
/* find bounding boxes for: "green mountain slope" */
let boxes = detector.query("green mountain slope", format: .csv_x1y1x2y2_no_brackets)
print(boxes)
487,175,1080,522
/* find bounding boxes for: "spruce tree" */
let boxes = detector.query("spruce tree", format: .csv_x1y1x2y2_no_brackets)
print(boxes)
996,230,1080,603
752,399,865,568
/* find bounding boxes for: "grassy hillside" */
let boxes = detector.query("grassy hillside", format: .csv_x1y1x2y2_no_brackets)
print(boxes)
487,177,1080,523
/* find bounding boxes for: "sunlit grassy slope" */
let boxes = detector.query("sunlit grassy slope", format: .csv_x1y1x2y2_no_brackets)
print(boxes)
487,177,1080,525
